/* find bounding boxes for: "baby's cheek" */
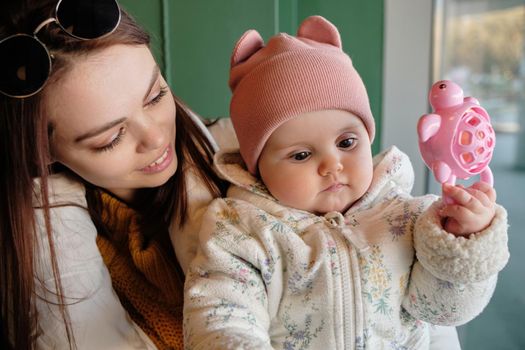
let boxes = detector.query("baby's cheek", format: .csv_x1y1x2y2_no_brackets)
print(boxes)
276,181,316,210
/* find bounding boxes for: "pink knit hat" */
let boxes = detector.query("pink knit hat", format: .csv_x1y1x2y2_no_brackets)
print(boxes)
229,15,375,174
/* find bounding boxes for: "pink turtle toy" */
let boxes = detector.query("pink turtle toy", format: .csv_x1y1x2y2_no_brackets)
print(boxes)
417,80,496,203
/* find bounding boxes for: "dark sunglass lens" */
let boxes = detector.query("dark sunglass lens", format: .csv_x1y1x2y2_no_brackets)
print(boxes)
0,35,50,97
56,0,120,40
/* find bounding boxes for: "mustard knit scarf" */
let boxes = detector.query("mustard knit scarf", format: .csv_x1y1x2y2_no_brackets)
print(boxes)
95,192,184,349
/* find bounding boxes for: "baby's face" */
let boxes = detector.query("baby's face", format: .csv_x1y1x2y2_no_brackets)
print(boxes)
258,109,373,215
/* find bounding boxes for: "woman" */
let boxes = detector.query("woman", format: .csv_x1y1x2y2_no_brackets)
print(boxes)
0,0,225,348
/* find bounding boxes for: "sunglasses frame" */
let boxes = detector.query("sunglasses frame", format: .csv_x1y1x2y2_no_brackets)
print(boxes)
0,0,121,98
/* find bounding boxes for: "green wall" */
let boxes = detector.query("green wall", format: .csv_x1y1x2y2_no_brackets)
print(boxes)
119,0,383,153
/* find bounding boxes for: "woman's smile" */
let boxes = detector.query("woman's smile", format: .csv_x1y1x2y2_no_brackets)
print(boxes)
141,145,173,173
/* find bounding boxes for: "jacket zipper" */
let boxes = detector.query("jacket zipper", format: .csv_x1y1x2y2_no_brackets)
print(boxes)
332,229,356,350
332,225,366,350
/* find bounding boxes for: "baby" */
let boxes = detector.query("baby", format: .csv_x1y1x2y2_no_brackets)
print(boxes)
184,16,509,350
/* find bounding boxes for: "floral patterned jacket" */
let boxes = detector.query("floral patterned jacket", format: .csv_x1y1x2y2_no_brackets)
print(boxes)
184,146,509,350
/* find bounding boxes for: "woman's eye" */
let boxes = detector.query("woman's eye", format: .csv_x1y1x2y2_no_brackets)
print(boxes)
291,151,311,161
146,86,168,107
95,127,126,153
338,137,357,149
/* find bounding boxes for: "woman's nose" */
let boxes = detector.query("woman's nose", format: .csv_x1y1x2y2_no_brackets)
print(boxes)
135,115,165,153
318,155,343,176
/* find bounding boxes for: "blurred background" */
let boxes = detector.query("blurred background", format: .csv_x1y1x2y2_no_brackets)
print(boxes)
119,1,524,348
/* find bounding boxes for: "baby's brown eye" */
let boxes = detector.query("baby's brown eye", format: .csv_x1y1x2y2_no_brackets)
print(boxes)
338,138,356,149
292,151,310,161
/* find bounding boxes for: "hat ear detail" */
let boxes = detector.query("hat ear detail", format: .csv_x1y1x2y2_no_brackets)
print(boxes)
231,29,265,68
297,15,342,49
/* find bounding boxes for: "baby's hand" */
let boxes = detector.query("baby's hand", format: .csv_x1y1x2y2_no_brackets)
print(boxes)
439,182,496,236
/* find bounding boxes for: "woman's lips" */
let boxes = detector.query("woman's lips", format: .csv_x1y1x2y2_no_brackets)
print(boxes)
141,146,172,173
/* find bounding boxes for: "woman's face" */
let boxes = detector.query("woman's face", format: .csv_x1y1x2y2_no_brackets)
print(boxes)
45,45,177,202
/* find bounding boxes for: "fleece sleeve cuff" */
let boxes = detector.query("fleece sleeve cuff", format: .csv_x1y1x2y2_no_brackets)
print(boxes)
414,202,509,283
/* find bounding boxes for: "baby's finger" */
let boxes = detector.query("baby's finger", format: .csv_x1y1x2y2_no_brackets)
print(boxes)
442,184,473,207
464,186,491,208
471,181,497,202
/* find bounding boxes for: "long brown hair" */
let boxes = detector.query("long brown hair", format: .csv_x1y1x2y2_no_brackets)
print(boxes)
0,1,224,349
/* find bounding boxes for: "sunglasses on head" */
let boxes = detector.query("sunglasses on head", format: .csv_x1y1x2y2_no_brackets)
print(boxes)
0,0,121,98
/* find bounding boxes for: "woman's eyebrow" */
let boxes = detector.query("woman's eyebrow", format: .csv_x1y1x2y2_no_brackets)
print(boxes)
74,117,127,143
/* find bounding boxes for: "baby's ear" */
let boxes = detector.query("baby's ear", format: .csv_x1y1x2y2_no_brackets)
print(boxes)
230,29,264,68
297,15,342,49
